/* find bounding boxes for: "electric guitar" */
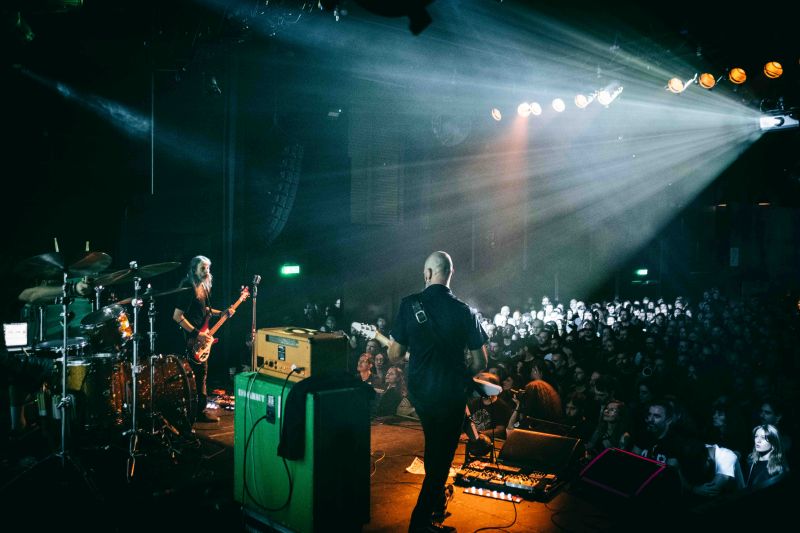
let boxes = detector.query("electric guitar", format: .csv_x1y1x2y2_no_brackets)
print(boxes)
350,321,502,397
189,286,250,363
351,321,392,348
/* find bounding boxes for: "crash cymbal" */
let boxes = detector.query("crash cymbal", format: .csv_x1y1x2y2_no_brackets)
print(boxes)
114,286,189,305
15,251,112,280
95,262,181,286
69,252,112,277
15,252,66,280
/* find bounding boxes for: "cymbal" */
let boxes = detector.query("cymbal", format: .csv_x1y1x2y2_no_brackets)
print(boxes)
15,251,113,280
95,262,181,286
80,304,127,328
114,286,190,306
69,252,112,277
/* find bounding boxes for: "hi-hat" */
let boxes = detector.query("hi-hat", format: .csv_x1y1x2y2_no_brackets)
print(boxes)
95,262,180,286
114,286,190,305
15,251,112,280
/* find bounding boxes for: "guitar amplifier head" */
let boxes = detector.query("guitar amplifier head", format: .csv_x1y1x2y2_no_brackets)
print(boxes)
255,327,348,382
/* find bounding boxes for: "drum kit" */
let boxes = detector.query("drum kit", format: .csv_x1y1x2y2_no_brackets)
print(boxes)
15,250,197,476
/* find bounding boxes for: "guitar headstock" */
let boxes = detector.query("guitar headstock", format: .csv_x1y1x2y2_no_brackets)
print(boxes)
240,286,250,300
351,321,377,340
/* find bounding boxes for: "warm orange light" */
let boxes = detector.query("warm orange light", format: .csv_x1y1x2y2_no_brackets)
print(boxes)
764,61,783,79
667,77,684,93
728,67,747,84
698,72,716,89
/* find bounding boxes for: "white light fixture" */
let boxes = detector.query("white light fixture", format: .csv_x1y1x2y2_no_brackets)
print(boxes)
517,102,531,117
575,92,596,109
597,82,624,107
529,102,542,116
552,98,565,112
666,73,697,94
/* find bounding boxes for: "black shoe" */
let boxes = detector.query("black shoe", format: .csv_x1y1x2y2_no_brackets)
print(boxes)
431,483,455,524
196,411,220,423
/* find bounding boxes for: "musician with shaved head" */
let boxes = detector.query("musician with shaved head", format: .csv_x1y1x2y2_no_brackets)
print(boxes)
388,251,488,533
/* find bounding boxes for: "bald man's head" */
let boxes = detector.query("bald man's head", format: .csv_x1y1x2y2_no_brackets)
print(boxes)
423,251,453,287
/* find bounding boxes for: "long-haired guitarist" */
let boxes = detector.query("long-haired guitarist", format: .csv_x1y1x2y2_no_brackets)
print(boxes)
172,255,233,424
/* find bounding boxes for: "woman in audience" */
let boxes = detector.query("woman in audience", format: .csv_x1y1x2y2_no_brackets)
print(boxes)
745,424,789,491
585,399,632,455
373,352,387,388
375,366,406,417
507,379,563,435
563,391,595,441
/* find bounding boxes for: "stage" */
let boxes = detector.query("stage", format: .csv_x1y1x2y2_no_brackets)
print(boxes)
0,397,791,532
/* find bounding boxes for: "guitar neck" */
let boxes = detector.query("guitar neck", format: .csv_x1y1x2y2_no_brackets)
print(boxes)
207,295,246,336
373,330,391,348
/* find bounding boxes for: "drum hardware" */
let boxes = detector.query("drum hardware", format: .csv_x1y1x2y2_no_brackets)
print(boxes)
14,261,105,498
124,263,145,481
119,262,196,480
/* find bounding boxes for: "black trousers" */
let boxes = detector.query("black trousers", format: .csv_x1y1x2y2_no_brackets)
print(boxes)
189,358,208,411
409,402,466,530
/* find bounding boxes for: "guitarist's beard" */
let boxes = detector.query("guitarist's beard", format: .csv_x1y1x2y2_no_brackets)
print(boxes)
194,277,212,299
192,272,212,292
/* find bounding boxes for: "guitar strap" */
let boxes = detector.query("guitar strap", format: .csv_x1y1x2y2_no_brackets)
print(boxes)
411,296,450,354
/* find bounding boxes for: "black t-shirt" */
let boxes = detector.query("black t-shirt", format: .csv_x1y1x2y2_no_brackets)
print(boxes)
468,396,513,433
391,284,486,413
634,430,687,465
175,281,210,332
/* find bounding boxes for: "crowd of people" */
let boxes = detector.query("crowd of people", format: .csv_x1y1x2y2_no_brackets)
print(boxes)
314,285,797,512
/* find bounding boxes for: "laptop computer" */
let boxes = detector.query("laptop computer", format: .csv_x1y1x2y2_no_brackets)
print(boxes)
3,322,31,352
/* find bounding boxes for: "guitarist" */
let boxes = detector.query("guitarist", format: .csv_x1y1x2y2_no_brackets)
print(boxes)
173,255,233,424
388,251,487,533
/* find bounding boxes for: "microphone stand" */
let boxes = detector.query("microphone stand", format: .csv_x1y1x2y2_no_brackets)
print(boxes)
250,275,261,371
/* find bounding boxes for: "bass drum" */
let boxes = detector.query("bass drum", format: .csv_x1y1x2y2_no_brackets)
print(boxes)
134,354,197,434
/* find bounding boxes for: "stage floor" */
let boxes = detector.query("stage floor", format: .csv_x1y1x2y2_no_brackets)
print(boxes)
1,400,791,532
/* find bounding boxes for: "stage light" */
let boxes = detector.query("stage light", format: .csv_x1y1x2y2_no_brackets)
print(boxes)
517,102,531,117
597,83,623,107
667,77,685,93
759,113,799,131
667,73,697,94
698,72,716,89
763,61,783,79
552,98,565,113
491,108,502,121
574,93,595,109
728,67,747,84
530,102,542,116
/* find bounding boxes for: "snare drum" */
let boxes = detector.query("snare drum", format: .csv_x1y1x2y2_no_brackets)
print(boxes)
35,337,90,358
80,304,133,353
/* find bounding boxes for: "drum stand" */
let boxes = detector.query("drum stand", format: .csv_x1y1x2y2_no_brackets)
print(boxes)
144,291,183,442
124,266,144,481
124,274,196,479
7,274,99,501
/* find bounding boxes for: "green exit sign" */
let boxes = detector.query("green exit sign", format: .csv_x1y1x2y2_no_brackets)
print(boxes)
280,264,300,277
635,269,648,277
